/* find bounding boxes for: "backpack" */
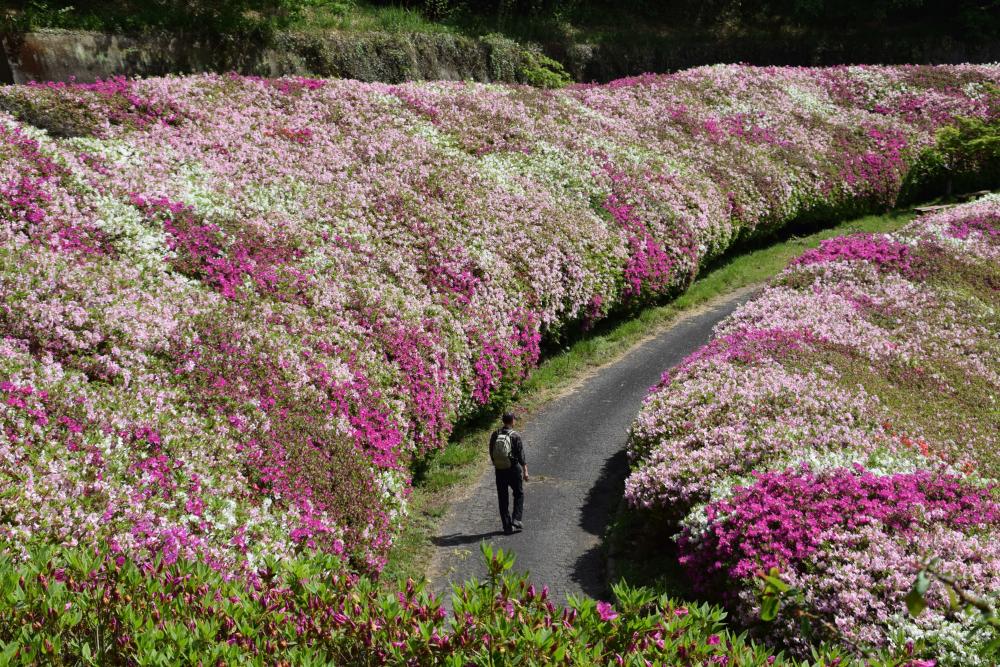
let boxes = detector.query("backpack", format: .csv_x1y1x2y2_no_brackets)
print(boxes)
491,430,513,470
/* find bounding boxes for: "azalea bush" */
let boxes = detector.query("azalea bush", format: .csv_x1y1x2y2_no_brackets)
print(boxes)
626,197,1000,663
0,543,811,666
0,65,998,582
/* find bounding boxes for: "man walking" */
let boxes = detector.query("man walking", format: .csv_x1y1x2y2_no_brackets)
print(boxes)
489,411,528,535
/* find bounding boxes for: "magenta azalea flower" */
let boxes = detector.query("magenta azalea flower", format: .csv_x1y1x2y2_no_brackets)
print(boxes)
596,601,619,621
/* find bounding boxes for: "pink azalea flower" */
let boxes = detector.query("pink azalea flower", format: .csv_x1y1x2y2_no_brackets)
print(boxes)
596,601,619,622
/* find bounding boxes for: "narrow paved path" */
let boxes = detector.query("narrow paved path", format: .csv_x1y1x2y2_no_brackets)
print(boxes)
428,286,757,604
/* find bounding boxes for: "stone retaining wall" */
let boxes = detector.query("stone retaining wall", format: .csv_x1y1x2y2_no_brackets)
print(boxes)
0,29,532,84
4,27,1000,86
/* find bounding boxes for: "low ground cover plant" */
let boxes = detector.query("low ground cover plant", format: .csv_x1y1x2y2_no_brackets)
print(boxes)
626,197,1000,664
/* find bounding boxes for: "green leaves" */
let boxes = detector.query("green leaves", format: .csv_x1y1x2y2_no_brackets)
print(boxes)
902,89,1000,200
906,570,931,618
0,542,851,664
0,642,20,664
904,587,927,618
610,580,656,615
760,594,781,623
9,0,305,36
758,567,791,623
518,51,573,89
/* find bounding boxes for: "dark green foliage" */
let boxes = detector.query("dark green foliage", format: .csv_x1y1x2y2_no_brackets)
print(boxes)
374,0,1000,40
5,1,1000,84
684,0,1000,36
8,0,999,46
4,0,304,36
348,1,1000,82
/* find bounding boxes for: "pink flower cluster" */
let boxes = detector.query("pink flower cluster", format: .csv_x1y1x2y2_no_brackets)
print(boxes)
680,466,999,583
628,197,1000,662
24,75,186,133
793,233,925,279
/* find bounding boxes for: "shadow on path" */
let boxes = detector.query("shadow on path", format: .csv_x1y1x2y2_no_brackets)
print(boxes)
579,449,629,537
569,449,630,599
433,531,506,548
570,545,607,599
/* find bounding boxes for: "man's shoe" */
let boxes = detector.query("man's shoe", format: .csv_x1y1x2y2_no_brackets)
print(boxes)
512,521,523,531
503,528,514,535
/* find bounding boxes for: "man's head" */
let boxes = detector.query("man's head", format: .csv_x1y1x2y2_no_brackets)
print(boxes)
502,411,515,426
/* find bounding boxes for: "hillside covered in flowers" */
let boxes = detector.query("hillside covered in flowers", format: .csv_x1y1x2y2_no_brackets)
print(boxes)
1,65,998,580
627,197,1000,664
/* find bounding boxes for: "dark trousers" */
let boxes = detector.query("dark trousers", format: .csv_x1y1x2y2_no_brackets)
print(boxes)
495,466,524,531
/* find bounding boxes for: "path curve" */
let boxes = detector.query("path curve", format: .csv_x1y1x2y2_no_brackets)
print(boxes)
428,286,757,604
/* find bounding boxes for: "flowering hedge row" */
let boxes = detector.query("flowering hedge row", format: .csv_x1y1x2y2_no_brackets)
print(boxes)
0,66,998,578
626,197,1000,664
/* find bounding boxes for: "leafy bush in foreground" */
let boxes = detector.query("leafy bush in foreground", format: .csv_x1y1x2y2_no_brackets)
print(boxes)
627,197,1000,663
0,543,816,666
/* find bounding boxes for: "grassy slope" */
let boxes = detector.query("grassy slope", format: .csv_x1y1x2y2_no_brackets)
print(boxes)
383,206,920,583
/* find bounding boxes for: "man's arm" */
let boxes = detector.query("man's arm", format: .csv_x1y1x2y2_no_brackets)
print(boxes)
516,433,528,481
488,430,497,459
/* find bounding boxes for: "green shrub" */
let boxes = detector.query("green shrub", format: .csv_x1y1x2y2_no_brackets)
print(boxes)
0,542,837,665
481,32,525,81
480,33,572,87
520,49,573,88
901,84,1000,200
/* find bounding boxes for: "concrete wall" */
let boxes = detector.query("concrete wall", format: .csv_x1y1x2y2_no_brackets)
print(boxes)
0,29,533,84
2,31,216,84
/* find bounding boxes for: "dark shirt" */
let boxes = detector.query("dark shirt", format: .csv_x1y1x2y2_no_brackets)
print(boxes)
489,426,526,468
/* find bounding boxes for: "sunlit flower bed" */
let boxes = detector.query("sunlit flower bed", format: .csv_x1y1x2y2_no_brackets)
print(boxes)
1,65,997,577
626,197,1000,663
